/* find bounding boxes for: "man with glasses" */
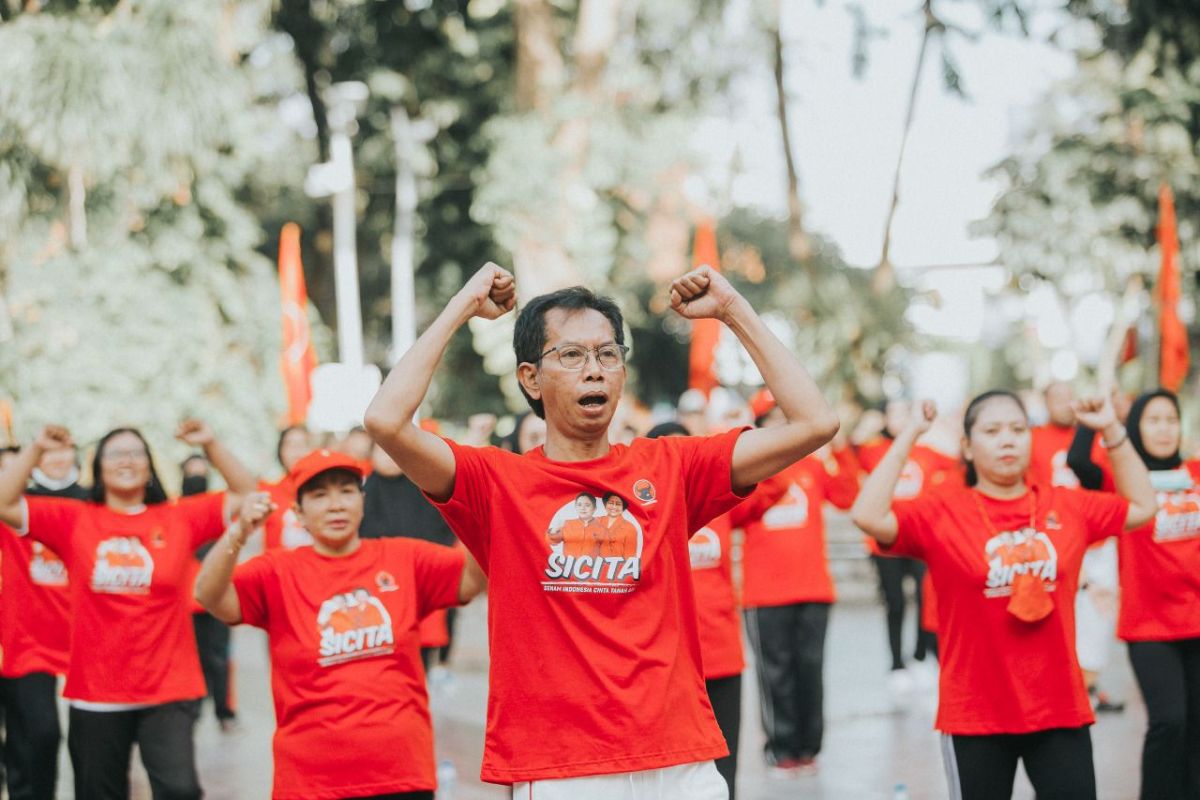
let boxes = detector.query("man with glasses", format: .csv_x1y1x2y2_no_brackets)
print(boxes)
366,262,839,799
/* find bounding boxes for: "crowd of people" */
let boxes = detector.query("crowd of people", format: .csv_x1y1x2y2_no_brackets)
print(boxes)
0,263,1196,800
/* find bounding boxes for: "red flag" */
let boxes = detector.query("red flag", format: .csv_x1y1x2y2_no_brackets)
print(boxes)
279,223,317,425
1158,183,1189,392
687,219,722,396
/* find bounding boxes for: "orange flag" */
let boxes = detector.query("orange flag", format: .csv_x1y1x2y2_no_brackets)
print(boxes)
687,219,722,396
1158,183,1189,392
279,223,317,425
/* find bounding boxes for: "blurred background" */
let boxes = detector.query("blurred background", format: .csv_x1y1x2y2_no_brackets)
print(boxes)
0,0,1195,470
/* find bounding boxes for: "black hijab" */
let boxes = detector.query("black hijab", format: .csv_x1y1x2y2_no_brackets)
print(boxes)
1126,389,1183,471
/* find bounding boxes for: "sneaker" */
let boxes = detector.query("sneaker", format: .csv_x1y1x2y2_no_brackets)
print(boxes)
1091,690,1126,713
767,758,802,779
218,717,243,735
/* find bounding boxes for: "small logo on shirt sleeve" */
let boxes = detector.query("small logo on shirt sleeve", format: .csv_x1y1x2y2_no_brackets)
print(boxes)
632,479,657,506
375,570,398,592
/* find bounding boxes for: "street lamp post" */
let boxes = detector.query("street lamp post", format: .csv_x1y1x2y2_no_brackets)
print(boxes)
305,81,369,372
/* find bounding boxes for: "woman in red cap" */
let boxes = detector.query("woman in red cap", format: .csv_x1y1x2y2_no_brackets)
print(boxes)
851,390,1156,800
195,448,486,800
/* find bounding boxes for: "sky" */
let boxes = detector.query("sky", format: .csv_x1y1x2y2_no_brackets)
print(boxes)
708,0,1078,271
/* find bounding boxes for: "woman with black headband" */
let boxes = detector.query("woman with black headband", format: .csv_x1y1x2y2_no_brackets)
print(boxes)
852,390,1155,800
1068,388,1200,800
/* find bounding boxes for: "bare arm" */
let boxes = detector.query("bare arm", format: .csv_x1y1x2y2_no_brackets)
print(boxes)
1071,396,1156,530
457,549,487,603
0,426,71,529
849,402,935,546
176,419,257,518
365,263,515,503
669,267,839,491
194,492,274,624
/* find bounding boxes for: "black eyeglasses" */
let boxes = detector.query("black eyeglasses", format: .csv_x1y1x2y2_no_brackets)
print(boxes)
538,343,630,371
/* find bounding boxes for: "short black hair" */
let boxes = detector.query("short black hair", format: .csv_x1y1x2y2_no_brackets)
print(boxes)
646,421,689,439
513,287,625,419
296,468,363,505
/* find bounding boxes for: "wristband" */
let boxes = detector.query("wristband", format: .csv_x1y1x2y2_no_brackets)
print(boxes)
1102,430,1128,450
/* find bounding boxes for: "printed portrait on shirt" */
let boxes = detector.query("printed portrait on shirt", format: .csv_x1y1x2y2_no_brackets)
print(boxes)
984,526,1059,598
544,491,644,590
689,526,721,571
30,541,68,586
1154,487,1200,543
317,586,395,667
91,537,154,594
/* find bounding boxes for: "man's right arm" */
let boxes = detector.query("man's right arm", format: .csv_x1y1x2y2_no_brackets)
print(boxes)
364,263,515,502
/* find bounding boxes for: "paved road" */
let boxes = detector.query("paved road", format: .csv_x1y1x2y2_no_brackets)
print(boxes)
47,594,1143,800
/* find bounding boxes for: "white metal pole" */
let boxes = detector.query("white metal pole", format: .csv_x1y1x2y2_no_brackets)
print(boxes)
390,107,418,363
330,117,364,371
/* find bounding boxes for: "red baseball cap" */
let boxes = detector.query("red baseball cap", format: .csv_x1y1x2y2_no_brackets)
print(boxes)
288,449,365,493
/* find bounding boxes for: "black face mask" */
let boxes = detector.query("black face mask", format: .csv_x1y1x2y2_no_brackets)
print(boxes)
181,475,209,497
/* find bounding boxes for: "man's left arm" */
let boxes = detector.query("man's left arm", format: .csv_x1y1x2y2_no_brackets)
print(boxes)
670,267,840,491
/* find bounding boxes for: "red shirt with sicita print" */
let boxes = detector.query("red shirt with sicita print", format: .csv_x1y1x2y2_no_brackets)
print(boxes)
431,428,750,784
857,440,959,555
1117,460,1200,642
688,482,786,680
888,483,1128,734
22,493,226,704
0,523,70,677
233,538,465,800
742,448,860,607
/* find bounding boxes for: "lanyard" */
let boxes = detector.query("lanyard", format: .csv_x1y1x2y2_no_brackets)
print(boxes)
971,487,1036,538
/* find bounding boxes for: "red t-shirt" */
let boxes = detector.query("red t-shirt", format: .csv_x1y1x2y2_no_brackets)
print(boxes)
888,483,1128,734
0,523,70,677
857,441,959,555
431,429,749,784
233,539,464,800
259,478,312,552
689,513,741,679
742,448,859,607
1029,425,1082,489
23,493,226,704
1117,460,1200,641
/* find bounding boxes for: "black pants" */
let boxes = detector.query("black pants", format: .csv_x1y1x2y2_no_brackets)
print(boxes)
1129,638,1200,800
68,701,201,800
942,726,1095,800
192,613,235,721
439,606,458,665
1,672,61,800
743,603,829,763
872,555,934,669
706,674,741,800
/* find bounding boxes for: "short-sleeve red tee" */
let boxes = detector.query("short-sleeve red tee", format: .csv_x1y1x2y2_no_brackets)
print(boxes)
742,448,859,607
430,428,749,784
233,538,464,800
689,512,742,679
888,483,1128,734
1029,425,1082,489
0,523,70,677
857,441,959,555
1117,460,1200,641
23,493,226,704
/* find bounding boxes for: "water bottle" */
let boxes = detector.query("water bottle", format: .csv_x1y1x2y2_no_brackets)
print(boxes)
893,783,911,800
435,759,457,799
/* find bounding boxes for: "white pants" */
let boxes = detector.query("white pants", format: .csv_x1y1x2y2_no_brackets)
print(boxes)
511,761,728,800
1075,540,1119,673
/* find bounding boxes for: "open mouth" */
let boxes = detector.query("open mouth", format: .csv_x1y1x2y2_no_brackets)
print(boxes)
578,392,608,408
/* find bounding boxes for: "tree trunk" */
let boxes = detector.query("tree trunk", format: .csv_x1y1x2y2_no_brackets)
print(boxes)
514,0,564,112
772,4,811,265
875,0,937,293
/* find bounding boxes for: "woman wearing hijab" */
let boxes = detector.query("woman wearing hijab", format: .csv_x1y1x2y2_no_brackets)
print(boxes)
1068,389,1200,800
